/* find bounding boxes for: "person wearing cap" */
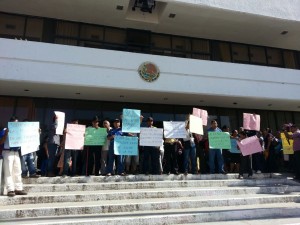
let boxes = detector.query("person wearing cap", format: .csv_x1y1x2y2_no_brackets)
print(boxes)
106,118,125,176
142,117,160,175
85,116,102,176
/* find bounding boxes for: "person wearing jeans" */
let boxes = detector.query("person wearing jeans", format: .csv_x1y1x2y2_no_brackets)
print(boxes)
207,120,225,174
21,152,40,178
182,121,197,175
106,118,124,176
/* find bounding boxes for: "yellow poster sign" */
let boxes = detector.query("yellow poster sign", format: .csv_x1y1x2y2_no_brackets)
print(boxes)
281,132,294,155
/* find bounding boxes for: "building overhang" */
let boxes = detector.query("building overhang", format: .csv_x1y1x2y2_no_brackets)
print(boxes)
0,0,300,50
0,38,300,111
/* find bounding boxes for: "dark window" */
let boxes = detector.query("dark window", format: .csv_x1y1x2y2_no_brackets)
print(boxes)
266,48,283,67
232,44,249,63
211,42,231,62
249,46,266,65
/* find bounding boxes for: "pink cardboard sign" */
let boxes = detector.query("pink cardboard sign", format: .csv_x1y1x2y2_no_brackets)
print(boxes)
65,124,86,150
237,136,263,156
192,108,208,126
243,113,260,131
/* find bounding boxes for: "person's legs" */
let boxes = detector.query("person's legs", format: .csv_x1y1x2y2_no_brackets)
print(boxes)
12,151,23,191
21,154,28,177
27,153,37,176
190,146,197,174
70,150,78,176
47,144,59,176
143,147,150,174
3,151,15,192
209,149,216,174
216,149,224,173
117,155,125,175
101,150,108,175
62,149,71,176
106,145,115,175
94,147,101,176
183,147,190,173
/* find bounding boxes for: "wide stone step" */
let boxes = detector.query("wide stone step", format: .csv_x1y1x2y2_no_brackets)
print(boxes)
179,217,300,225
1,203,300,225
1,185,300,206
21,173,291,185
0,193,300,220
21,178,296,193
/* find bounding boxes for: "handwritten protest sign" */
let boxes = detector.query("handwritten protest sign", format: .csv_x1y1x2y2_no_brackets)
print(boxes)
140,128,163,146
208,132,231,149
114,136,138,155
163,121,186,138
8,122,40,155
189,115,204,135
237,136,263,156
192,108,208,126
54,111,65,135
230,138,240,154
281,132,294,154
243,113,260,131
84,127,107,146
122,108,141,133
65,124,86,150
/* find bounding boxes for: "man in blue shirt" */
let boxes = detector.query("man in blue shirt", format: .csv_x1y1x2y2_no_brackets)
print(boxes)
106,118,124,176
207,120,225,174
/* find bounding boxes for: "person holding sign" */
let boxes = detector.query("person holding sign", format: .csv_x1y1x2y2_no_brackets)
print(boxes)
142,117,160,175
62,119,81,177
101,120,112,175
207,120,225,174
284,124,300,180
229,130,240,173
106,118,125,176
182,120,196,175
237,131,253,179
47,114,61,177
86,116,102,176
2,116,27,197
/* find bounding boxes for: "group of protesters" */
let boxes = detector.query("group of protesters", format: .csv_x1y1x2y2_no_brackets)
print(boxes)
1,113,300,197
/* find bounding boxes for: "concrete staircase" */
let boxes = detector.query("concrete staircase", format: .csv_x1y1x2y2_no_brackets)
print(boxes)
0,173,300,225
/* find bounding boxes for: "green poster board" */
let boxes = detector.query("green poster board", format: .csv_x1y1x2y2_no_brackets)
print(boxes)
84,127,107,146
208,132,231,149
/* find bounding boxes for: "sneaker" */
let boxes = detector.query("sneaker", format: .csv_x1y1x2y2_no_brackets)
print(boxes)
15,190,27,195
7,191,15,197
238,175,243,179
29,173,41,178
22,175,28,178
256,170,262,174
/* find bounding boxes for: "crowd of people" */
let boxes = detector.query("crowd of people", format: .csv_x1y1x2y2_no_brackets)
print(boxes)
1,114,300,197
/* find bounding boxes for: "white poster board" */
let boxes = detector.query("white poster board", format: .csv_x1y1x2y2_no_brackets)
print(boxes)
54,111,65,135
8,122,40,155
140,128,163,146
163,121,186,138
189,115,204,135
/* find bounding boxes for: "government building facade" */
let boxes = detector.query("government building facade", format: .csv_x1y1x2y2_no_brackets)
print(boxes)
0,0,299,130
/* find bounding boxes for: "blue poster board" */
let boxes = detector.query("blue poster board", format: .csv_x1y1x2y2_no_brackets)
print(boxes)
114,136,138,155
122,108,141,133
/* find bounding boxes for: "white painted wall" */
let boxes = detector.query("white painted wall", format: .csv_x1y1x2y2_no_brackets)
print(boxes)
173,0,300,21
0,38,299,102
